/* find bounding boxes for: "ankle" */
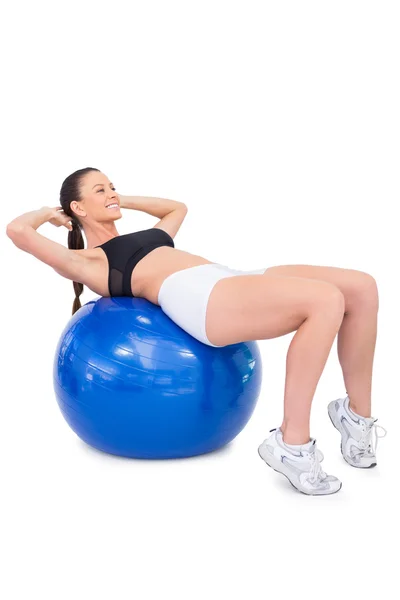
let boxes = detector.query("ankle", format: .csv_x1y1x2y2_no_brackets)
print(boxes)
348,402,371,419
280,423,310,445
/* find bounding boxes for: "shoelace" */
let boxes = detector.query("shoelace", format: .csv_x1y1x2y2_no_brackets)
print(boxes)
358,420,387,455
308,449,327,483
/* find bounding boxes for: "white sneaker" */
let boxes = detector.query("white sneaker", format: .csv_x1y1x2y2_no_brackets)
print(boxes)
258,428,342,495
328,395,387,468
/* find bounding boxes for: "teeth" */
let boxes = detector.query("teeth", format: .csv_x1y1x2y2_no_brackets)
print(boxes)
106,204,119,209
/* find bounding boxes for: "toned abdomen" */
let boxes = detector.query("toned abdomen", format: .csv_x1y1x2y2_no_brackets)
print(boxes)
130,246,214,305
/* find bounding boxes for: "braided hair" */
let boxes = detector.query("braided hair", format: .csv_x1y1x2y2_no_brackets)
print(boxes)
59,167,100,315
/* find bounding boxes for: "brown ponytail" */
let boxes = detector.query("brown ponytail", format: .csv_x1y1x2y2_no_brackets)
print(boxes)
59,167,101,315
69,220,84,315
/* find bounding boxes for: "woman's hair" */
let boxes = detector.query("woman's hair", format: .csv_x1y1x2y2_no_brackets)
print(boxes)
60,167,100,315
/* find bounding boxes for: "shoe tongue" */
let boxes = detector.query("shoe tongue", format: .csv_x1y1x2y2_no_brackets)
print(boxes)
301,439,316,453
364,417,376,427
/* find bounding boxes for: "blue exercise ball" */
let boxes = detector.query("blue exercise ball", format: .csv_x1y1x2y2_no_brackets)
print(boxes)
53,297,262,459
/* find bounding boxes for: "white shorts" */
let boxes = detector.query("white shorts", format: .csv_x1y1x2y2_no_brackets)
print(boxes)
157,263,267,347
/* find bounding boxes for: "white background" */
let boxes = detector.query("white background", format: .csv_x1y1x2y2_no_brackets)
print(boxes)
1,1,398,598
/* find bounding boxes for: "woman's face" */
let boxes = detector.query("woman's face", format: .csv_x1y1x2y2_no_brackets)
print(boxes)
71,171,122,224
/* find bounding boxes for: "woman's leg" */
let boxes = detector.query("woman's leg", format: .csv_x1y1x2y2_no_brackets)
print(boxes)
205,270,346,445
263,265,379,417
279,303,345,444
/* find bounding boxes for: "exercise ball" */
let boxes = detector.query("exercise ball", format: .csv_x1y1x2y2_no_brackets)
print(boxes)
53,297,262,459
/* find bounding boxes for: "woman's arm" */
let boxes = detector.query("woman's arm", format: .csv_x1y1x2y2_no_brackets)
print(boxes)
152,205,188,240
119,195,187,218
6,206,54,231
6,207,84,281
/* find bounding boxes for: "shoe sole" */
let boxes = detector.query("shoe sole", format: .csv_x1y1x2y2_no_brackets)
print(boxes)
327,402,376,469
257,443,342,496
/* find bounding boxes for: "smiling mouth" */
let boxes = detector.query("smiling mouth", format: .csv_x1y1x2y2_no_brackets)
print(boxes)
106,203,120,209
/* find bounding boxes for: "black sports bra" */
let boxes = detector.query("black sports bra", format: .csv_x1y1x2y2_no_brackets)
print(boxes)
95,228,175,297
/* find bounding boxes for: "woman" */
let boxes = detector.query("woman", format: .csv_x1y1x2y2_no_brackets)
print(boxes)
6,167,386,496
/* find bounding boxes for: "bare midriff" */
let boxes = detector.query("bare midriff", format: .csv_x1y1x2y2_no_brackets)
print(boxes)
85,246,216,305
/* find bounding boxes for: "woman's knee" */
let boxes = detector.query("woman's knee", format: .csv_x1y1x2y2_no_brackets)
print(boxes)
311,283,346,320
352,272,379,311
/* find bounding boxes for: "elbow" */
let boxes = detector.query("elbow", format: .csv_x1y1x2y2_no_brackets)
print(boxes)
6,224,27,247
6,224,22,237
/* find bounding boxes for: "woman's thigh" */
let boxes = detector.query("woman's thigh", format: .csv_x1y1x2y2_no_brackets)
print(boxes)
262,264,377,311
158,263,344,347
205,270,344,347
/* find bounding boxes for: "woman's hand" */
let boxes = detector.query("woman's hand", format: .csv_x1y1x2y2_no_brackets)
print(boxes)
47,206,74,231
